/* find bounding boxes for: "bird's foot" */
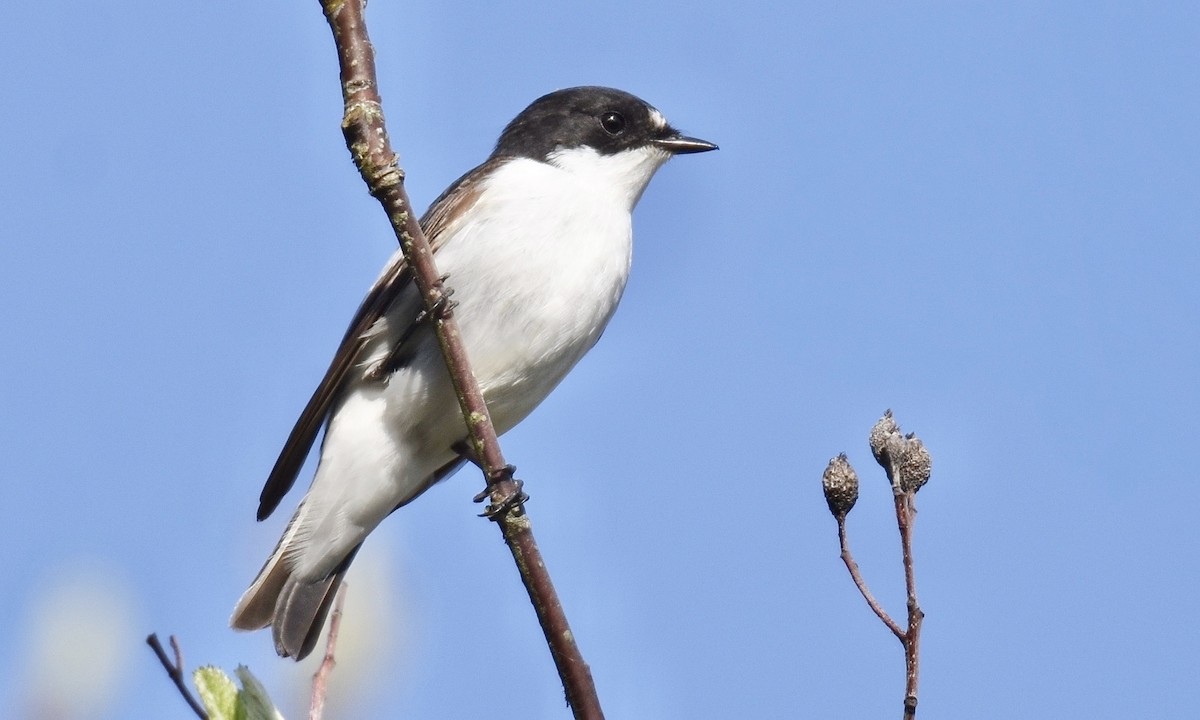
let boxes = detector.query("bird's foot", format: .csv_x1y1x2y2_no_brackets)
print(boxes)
416,282,457,324
474,468,527,519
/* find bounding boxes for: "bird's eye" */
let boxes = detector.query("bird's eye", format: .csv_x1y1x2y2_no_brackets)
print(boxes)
600,111,626,135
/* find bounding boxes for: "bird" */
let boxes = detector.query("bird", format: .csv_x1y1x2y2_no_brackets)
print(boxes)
231,86,717,659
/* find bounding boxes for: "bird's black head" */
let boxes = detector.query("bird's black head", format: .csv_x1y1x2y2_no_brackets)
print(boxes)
493,86,717,161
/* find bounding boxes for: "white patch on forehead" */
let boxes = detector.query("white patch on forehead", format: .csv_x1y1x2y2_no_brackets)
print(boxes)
649,108,668,130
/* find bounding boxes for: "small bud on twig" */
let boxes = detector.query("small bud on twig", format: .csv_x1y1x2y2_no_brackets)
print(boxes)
822,453,860,520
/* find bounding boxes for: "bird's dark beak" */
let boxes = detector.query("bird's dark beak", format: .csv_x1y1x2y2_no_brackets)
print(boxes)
654,133,719,154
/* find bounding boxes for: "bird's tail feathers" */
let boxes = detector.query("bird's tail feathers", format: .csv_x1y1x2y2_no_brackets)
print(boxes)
230,503,360,660
270,547,358,659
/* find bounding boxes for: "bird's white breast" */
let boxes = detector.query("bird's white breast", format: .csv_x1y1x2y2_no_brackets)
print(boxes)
431,151,653,429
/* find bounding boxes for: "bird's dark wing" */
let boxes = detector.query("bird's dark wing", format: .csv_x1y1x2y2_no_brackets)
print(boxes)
255,159,497,521
255,255,411,521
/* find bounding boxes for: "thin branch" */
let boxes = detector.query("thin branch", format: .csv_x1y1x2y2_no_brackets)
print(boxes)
317,2,604,717
310,583,349,720
146,633,208,720
837,518,905,641
895,493,923,719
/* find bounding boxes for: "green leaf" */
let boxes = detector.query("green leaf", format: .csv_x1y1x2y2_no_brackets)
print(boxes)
235,665,285,720
193,665,242,720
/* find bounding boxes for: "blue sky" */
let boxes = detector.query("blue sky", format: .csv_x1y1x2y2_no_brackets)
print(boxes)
2,1,1198,718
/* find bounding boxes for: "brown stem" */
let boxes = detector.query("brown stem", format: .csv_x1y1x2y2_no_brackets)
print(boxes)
838,518,906,641
317,2,603,717
894,492,923,719
310,584,349,720
146,634,208,720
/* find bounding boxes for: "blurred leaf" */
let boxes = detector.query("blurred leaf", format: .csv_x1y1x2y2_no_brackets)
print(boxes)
192,664,284,720
193,665,241,720
236,665,286,720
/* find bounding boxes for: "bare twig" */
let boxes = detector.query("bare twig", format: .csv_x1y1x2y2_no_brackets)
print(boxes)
146,633,208,720
837,518,905,641
317,2,603,717
894,493,923,719
310,583,349,720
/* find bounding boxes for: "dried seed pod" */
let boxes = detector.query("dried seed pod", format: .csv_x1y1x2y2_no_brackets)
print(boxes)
897,434,932,493
822,453,860,520
869,410,905,484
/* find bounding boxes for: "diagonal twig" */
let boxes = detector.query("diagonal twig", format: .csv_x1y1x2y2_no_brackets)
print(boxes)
317,1,604,717
146,633,208,720
837,518,906,641
309,583,349,720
